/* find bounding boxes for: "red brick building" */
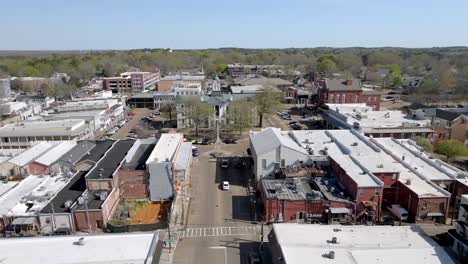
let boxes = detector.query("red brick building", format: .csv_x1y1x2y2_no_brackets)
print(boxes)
319,78,381,110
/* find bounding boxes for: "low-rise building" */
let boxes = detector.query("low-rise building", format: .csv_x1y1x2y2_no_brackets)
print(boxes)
158,74,205,92
324,103,434,138
5,142,59,177
85,140,135,191
233,75,293,91
319,78,381,110
0,232,160,264
448,194,468,263
227,63,280,77
39,171,87,235
146,133,184,201
0,119,93,148
250,128,452,224
117,138,156,199
269,224,454,264
51,141,96,175
103,70,160,94
28,141,77,175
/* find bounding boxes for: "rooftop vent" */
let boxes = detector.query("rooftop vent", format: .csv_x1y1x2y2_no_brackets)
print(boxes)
377,164,384,168
76,237,85,246
351,142,358,147
406,179,411,185
329,251,335,259
331,237,338,244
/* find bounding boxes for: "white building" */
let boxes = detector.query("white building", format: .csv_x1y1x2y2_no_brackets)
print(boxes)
324,103,434,138
0,119,92,148
0,232,160,264
269,224,454,264
174,83,202,96
147,133,183,201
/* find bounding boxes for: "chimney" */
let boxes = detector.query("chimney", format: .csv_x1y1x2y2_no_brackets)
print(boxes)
346,79,353,86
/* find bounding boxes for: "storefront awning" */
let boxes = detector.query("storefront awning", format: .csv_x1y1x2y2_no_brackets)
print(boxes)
11,217,35,225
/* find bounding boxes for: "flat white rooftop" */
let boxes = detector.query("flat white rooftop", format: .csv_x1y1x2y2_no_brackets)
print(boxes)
0,176,48,216
8,174,73,216
374,138,452,181
8,142,58,167
326,103,430,132
0,119,88,137
146,133,182,164
0,181,19,198
273,223,454,264
0,232,159,264
34,141,77,166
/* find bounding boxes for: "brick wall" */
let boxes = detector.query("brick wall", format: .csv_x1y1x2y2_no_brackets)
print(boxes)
87,179,113,191
28,162,48,175
117,169,148,199
73,210,104,231
398,182,448,223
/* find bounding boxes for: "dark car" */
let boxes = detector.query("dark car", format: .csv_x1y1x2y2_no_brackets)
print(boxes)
224,138,238,144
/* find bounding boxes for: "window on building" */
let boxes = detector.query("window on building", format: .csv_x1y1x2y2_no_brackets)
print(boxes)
392,174,397,180
375,189,380,196
262,159,267,169
358,189,365,196
280,159,286,168
330,94,334,102
354,95,359,103
342,94,346,102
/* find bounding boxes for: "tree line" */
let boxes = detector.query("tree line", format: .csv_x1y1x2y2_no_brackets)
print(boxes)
0,47,467,99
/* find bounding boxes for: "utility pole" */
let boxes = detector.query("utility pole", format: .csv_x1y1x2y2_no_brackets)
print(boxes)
260,218,264,252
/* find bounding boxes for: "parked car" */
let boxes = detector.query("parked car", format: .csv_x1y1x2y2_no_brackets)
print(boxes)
127,111,136,116
224,138,238,144
192,146,199,157
153,111,161,115
282,114,292,120
387,204,408,221
221,159,229,168
288,121,298,126
222,181,230,190
195,138,204,144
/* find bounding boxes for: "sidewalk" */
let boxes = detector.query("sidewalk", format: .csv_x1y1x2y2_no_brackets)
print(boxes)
159,155,193,263
158,230,181,264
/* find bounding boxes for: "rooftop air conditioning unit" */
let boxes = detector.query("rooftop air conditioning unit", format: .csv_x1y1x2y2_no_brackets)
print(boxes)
377,164,384,168
331,237,338,244
406,179,411,185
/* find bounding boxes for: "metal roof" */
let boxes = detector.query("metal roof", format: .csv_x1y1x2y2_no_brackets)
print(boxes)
86,140,134,179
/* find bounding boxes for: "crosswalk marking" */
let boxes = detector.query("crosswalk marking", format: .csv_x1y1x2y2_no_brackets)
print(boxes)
178,226,269,238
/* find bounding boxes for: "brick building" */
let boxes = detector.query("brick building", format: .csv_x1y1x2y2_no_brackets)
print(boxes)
319,78,381,110
103,69,160,94
250,128,454,224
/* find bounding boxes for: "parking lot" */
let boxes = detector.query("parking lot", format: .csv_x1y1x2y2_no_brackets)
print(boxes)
274,107,325,130
111,108,153,139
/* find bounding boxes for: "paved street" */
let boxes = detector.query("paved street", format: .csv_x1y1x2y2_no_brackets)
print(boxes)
173,138,270,264
112,108,152,139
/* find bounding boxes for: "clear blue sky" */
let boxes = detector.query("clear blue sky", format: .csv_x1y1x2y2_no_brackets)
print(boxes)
1,0,467,50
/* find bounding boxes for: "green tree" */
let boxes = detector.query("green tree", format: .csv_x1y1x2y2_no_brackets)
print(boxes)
434,140,468,161
387,64,404,87
227,98,254,135
254,84,282,127
317,58,337,74
413,136,433,153
185,98,212,137
216,63,228,73
160,102,176,121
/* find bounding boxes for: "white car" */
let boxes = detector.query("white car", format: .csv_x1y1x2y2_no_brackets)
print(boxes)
222,181,230,190
387,204,408,221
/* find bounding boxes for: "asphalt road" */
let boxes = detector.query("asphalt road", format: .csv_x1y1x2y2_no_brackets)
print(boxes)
111,108,152,139
173,139,270,264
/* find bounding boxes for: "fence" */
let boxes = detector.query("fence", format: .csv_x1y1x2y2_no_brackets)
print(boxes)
107,221,168,233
